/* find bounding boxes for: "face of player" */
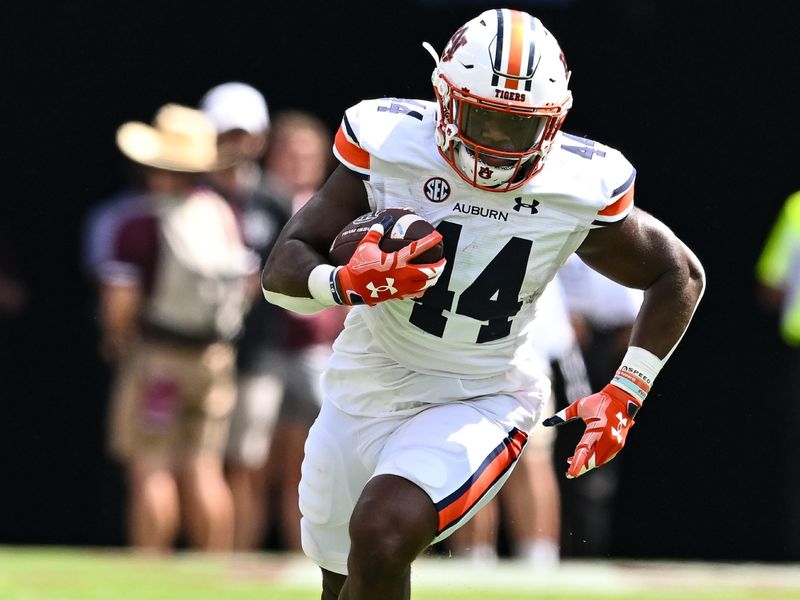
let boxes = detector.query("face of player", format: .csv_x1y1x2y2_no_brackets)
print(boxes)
460,105,546,167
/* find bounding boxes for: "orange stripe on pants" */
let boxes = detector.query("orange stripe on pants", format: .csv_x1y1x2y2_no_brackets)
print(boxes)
436,428,527,533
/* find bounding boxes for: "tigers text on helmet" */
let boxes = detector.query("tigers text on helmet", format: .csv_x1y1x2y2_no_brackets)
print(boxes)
428,9,573,192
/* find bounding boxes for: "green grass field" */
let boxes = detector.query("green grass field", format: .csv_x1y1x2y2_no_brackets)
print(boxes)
2,547,800,600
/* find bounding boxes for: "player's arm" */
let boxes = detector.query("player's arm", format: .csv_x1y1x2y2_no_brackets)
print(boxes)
576,207,705,359
261,165,369,312
544,207,705,478
262,165,370,297
261,165,445,312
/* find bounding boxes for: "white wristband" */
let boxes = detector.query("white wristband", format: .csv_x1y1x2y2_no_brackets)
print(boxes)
609,346,664,403
308,264,342,306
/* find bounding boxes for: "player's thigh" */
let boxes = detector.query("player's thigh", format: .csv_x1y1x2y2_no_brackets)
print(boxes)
226,353,285,468
298,400,379,575
374,394,534,544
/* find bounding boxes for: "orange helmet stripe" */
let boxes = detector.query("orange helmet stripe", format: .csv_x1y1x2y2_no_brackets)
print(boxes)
504,10,526,90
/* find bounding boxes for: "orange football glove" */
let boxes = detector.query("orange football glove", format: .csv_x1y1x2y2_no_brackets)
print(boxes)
333,223,446,306
542,383,642,479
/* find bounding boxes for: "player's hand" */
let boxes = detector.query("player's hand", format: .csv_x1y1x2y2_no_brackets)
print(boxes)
542,384,642,479
334,222,446,306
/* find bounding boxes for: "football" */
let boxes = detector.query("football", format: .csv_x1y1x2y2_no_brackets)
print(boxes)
328,208,443,266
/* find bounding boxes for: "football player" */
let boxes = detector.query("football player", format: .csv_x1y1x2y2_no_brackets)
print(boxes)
262,9,705,600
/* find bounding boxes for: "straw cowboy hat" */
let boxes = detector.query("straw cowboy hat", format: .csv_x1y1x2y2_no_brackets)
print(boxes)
116,103,221,172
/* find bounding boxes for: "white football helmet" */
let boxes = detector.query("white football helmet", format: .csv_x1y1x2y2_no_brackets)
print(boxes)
428,9,573,192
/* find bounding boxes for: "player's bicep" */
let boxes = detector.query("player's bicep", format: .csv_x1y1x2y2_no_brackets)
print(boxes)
262,164,370,296
576,208,687,290
284,165,370,253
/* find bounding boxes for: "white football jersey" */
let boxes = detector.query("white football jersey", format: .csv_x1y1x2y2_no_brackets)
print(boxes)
332,98,635,379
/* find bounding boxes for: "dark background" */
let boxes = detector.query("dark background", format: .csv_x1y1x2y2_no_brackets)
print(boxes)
2,0,798,560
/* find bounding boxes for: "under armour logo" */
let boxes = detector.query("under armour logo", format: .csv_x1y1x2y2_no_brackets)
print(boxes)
610,411,628,444
513,197,539,214
366,278,398,298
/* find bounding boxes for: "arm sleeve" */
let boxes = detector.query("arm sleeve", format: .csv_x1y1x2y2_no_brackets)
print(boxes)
332,104,371,180
592,148,636,226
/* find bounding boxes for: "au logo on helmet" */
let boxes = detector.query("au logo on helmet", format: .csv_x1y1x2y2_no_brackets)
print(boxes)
441,26,468,63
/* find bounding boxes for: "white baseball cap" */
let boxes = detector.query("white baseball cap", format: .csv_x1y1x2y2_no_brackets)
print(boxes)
200,82,270,135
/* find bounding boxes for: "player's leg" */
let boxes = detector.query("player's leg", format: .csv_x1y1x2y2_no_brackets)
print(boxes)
274,422,309,550
339,474,438,600
321,568,347,600
298,400,378,591
340,395,536,599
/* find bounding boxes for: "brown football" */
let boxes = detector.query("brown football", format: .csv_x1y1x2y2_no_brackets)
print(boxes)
328,208,443,266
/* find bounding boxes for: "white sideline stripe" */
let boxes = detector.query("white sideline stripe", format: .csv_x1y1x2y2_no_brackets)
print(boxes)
262,555,800,592
412,558,800,592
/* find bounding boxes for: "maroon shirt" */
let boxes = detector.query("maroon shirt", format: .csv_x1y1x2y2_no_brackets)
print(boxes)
112,213,160,293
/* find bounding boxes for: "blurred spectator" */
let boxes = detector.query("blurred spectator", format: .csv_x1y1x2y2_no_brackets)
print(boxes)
555,254,643,557
199,82,291,551
755,189,800,558
82,172,147,282
262,111,333,212
0,213,28,371
756,190,800,345
448,278,591,569
99,104,258,553
0,223,28,323
260,111,347,552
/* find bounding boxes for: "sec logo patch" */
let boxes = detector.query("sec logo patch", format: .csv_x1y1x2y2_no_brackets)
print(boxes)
424,177,451,203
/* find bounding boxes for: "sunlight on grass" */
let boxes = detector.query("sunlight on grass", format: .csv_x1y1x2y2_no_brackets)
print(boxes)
2,547,800,600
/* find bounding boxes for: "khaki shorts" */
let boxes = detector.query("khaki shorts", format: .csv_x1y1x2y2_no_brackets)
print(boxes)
108,339,236,463
227,345,331,469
